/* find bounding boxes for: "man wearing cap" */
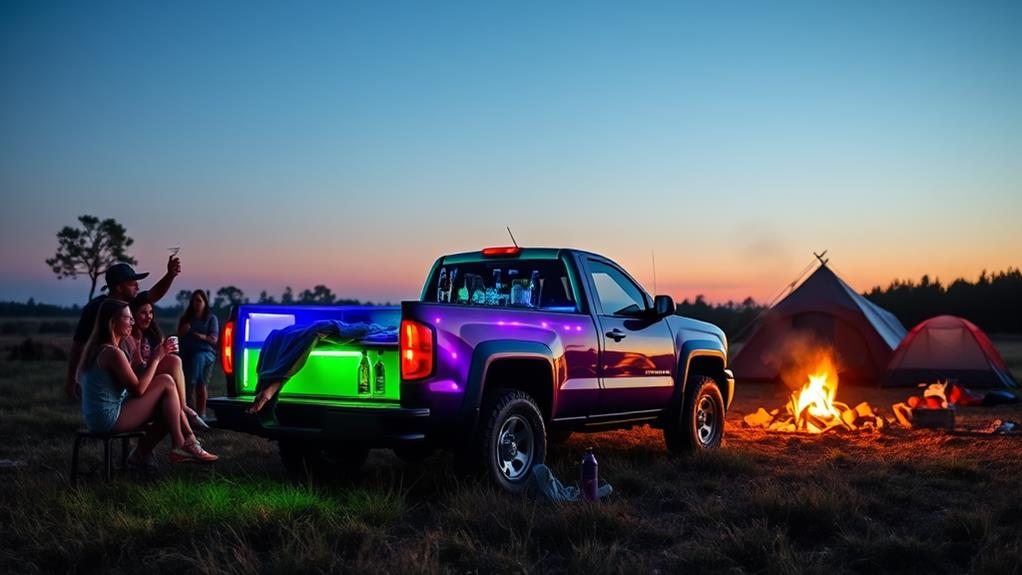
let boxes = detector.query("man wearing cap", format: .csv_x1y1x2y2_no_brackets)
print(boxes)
65,255,182,398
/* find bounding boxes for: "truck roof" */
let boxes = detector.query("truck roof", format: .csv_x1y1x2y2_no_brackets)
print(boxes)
439,247,603,264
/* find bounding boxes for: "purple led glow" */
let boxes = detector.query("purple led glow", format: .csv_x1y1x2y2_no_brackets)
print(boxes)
511,321,521,326
451,352,458,360
498,321,505,326
428,380,462,393
541,321,549,328
575,325,582,332
434,317,441,324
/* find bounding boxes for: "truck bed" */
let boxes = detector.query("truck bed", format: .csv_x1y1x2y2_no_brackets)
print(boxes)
228,304,401,403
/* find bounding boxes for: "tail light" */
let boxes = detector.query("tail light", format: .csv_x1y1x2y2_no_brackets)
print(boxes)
400,319,434,380
482,246,520,257
221,320,234,375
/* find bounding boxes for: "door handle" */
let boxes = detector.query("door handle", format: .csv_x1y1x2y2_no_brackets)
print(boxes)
605,329,626,342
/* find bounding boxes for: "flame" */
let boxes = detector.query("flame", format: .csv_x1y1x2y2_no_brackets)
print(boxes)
743,351,887,433
788,359,845,433
795,372,842,420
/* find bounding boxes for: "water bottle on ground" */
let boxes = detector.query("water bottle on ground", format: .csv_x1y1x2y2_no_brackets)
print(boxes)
581,447,598,501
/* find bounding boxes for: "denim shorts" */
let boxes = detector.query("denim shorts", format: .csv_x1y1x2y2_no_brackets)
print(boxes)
184,350,216,389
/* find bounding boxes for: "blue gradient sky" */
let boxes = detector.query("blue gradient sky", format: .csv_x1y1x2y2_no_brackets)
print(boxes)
1,1,1019,306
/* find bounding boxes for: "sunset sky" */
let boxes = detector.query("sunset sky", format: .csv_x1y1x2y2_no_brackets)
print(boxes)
1,1,1019,307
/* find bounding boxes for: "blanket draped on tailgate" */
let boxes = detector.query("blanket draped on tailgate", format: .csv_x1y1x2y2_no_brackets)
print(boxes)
255,320,398,396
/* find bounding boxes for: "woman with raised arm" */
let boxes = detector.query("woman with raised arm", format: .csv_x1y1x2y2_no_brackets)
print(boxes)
78,299,217,466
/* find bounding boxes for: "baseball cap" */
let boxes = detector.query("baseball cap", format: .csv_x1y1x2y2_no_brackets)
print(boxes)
105,263,149,287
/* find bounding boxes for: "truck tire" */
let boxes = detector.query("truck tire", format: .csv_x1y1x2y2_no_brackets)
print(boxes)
663,375,725,452
278,439,369,480
472,388,547,492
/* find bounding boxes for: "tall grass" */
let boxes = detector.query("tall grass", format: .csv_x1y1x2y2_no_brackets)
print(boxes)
2,329,1022,573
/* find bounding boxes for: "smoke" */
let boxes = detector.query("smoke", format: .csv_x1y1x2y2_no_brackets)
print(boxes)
771,331,844,391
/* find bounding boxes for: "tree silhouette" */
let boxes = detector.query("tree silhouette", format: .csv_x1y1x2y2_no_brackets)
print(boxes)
214,286,246,309
299,285,336,304
45,215,136,301
866,267,1022,333
281,286,294,304
175,289,192,310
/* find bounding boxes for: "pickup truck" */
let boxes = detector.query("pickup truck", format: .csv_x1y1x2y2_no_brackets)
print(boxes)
210,247,734,491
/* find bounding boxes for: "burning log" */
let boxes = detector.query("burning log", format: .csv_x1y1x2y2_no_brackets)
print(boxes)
743,358,890,433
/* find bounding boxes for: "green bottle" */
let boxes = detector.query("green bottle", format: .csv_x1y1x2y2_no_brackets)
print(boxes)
357,350,371,397
374,351,386,396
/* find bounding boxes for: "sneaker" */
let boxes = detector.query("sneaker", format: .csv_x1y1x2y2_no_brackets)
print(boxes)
189,413,211,431
126,448,159,474
169,438,219,463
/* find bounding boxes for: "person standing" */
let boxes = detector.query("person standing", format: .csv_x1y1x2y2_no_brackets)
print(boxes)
178,290,218,418
66,255,182,399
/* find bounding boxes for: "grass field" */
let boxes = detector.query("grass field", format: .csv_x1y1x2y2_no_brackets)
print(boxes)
2,324,1021,574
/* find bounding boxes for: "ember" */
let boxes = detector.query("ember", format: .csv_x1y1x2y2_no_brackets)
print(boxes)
743,354,886,433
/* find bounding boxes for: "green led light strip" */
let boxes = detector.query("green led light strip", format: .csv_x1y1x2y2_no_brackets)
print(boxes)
240,346,399,401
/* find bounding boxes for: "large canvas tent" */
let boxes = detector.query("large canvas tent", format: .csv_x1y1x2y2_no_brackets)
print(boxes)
731,264,907,385
882,315,1018,388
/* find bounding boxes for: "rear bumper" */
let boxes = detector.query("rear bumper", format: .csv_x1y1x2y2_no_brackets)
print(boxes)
208,397,431,447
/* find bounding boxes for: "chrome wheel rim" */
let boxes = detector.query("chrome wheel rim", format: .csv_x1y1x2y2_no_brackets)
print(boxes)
496,414,534,481
695,395,718,446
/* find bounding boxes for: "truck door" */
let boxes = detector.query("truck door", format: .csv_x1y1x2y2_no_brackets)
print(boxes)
583,258,675,414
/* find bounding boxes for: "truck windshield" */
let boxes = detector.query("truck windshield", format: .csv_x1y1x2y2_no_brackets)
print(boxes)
425,259,577,312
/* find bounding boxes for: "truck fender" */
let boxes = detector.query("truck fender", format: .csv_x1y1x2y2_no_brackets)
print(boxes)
675,339,728,405
459,340,558,429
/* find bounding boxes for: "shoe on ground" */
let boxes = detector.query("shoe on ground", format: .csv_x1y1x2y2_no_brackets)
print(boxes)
170,438,218,463
189,413,211,431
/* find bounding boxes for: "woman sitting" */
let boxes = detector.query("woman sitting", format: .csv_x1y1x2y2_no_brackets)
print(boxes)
126,296,209,431
78,298,217,466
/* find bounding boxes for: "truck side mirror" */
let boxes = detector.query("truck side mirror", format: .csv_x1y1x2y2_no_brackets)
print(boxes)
653,295,675,318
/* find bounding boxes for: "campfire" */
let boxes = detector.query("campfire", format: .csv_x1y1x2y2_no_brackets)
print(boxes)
743,354,886,433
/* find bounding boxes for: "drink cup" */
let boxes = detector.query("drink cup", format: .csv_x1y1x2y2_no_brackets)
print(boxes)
167,336,179,353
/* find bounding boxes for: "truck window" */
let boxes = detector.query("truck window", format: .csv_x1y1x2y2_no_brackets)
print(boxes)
587,260,648,316
425,259,577,312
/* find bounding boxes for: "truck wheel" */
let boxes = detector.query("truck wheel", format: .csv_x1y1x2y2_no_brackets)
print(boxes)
278,439,369,480
474,389,546,492
664,375,725,452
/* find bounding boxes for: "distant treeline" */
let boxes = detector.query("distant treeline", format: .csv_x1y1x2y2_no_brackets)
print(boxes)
673,296,766,342
5,268,1020,336
865,268,1022,334
0,299,81,317
0,285,381,319
673,268,1022,340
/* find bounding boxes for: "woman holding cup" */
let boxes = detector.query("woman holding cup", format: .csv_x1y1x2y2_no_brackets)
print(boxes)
125,296,211,429
78,299,217,466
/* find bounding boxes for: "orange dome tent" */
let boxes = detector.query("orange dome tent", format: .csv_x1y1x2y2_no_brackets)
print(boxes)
882,315,1018,388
